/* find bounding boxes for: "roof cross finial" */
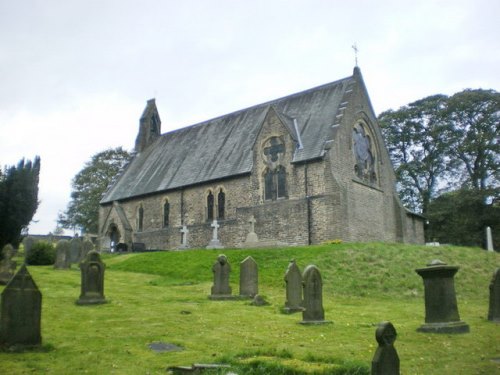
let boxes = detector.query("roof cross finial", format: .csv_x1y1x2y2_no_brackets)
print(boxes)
352,43,359,67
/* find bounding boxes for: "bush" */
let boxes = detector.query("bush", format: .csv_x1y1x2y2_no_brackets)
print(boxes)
26,241,56,265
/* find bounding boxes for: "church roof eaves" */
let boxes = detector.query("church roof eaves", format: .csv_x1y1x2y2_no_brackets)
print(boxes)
101,73,355,204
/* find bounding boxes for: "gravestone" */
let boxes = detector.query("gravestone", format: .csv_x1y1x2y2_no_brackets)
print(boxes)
0,244,17,285
22,236,35,261
371,321,400,375
239,256,258,298
0,264,42,347
283,259,304,313
132,242,146,252
206,220,224,249
300,265,331,324
244,216,259,244
486,226,494,252
209,254,232,300
488,268,500,322
80,238,94,261
178,225,190,249
69,235,82,263
415,260,469,333
76,250,107,305
54,240,71,269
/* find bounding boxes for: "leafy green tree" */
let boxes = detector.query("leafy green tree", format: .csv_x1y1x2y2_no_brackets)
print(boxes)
0,157,41,249
426,188,500,248
445,89,500,190
379,95,453,214
58,147,131,234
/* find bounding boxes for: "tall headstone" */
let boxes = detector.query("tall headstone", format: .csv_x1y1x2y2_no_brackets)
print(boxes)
0,244,17,285
0,264,42,347
371,321,400,375
54,240,71,270
415,260,469,333
239,256,258,298
283,259,303,313
69,235,82,263
76,250,107,305
178,225,190,249
244,216,259,244
80,238,94,262
209,254,232,299
22,236,35,261
206,220,224,249
300,265,331,325
486,226,495,252
488,268,500,323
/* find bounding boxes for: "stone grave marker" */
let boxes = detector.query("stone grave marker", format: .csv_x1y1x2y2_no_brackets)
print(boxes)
69,235,82,263
300,264,331,325
488,268,500,323
54,240,71,269
239,256,258,298
486,226,495,252
0,244,17,285
244,215,259,245
206,219,224,249
415,259,469,333
283,259,303,313
209,254,233,300
178,225,190,249
0,264,42,347
80,238,94,262
76,250,107,305
371,321,400,375
22,236,35,261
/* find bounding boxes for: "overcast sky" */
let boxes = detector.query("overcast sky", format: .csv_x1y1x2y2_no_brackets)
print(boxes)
1,0,498,235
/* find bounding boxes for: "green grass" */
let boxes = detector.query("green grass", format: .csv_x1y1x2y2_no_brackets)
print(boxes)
1,243,499,374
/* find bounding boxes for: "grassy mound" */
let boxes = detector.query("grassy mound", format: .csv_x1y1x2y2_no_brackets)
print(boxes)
1,243,499,374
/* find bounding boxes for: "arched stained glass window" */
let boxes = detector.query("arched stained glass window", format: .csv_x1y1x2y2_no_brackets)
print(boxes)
163,200,170,228
277,166,287,198
217,189,225,220
207,191,214,221
138,205,144,232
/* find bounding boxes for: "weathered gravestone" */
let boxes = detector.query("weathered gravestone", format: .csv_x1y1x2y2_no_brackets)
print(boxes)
69,235,82,263
76,250,107,305
239,256,258,298
0,244,17,285
283,259,303,313
209,254,233,300
80,238,94,262
486,226,495,252
300,265,331,325
206,220,224,249
488,268,500,323
371,321,400,375
0,264,42,347
54,240,71,269
178,225,190,249
22,236,35,262
244,215,259,246
415,260,469,333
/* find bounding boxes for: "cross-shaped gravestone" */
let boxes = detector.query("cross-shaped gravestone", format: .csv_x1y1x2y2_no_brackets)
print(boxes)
248,216,256,233
245,215,259,244
211,220,219,240
371,321,400,375
179,226,189,249
264,138,284,162
206,220,224,249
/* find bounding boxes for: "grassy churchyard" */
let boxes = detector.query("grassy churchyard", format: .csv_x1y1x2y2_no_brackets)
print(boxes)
1,242,499,374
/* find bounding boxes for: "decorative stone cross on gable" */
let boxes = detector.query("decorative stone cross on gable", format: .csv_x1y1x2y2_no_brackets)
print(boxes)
264,137,284,162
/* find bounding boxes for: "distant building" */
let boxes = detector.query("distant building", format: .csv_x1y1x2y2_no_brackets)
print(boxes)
99,67,424,250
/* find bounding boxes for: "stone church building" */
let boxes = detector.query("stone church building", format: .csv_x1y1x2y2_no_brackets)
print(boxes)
98,67,424,250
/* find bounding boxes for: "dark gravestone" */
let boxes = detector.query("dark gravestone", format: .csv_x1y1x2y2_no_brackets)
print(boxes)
76,251,107,305
132,242,145,252
488,268,500,323
0,244,17,285
239,256,258,298
54,240,71,270
300,265,331,325
283,259,303,313
69,236,82,263
116,243,128,252
0,264,42,347
371,321,400,375
209,254,233,300
415,260,469,333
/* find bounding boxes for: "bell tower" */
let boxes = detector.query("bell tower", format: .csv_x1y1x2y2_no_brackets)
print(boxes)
134,98,161,153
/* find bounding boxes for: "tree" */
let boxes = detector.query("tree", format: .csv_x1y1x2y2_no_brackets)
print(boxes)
379,95,454,214
0,157,41,249
445,89,500,190
58,147,131,234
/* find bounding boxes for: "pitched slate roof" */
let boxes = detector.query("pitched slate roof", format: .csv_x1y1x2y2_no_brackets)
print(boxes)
101,73,355,203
